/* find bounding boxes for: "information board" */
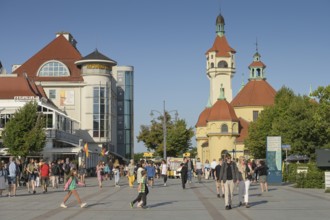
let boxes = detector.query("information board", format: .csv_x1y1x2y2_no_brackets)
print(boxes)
267,136,282,184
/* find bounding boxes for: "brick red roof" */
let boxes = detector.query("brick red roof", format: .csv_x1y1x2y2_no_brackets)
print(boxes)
206,35,236,57
236,117,249,143
207,99,238,122
13,34,83,82
231,80,276,107
249,61,266,68
195,107,211,127
0,76,47,99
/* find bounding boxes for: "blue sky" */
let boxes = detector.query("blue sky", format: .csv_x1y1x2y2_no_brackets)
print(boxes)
1,0,329,153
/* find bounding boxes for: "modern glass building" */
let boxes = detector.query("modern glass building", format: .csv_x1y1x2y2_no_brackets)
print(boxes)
112,66,134,159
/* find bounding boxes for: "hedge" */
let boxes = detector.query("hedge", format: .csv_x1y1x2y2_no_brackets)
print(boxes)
282,162,326,188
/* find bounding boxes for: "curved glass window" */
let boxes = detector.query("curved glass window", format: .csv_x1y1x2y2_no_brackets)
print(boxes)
38,60,70,77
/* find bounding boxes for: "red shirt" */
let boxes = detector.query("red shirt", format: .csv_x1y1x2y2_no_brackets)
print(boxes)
40,163,50,177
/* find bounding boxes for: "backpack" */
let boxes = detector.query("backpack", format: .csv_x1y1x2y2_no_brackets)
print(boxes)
63,163,71,175
52,164,60,175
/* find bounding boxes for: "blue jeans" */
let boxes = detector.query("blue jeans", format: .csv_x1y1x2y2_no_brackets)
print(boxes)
187,170,192,182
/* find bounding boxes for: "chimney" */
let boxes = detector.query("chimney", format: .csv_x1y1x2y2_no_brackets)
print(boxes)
56,32,77,48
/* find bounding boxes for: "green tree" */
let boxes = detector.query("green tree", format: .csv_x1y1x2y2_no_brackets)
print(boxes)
137,112,194,157
245,85,330,159
2,101,46,157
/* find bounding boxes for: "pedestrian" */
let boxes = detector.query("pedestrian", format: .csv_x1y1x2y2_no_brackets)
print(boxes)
179,157,188,189
40,159,50,193
130,170,148,209
195,158,203,183
113,164,120,187
7,156,17,197
96,161,104,189
61,168,87,208
187,158,194,183
210,158,217,180
50,161,60,189
145,161,155,188
104,162,110,181
0,162,8,196
78,163,87,185
204,159,211,180
62,158,72,183
127,159,136,188
160,159,168,186
215,158,224,198
220,154,239,210
254,160,269,194
26,158,37,194
237,156,252,208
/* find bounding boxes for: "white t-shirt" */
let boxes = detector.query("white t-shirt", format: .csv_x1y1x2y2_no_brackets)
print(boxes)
211,161,217,169
161,164,167,175
195,161,203,170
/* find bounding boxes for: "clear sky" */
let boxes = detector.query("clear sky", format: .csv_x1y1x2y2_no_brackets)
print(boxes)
1,0,329,153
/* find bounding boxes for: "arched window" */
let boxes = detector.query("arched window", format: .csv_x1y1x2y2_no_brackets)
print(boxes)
38,60,70,77
221,124,228,133
218,61,228,68
211,62,214,68
257,68,261,77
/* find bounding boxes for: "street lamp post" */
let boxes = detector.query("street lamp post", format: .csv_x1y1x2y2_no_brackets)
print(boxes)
151,100,178,160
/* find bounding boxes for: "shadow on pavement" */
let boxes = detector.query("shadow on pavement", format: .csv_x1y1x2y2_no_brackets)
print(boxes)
149,201,178,208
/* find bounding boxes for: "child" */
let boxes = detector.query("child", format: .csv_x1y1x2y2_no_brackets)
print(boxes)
113,165,120,187
61,168,87,208
130,170,148,209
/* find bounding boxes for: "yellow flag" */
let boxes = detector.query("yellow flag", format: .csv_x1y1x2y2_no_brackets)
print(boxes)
84,143,89,158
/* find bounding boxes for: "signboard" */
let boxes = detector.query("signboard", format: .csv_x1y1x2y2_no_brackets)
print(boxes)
183,152,190,157
267,136,282,184
325,172,330,189
143,152,153,157
281,144,291,150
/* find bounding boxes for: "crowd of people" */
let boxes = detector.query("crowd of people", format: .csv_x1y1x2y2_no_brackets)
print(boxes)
0,154,269,210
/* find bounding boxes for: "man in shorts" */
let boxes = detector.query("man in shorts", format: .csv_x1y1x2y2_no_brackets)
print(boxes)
8,156,17,197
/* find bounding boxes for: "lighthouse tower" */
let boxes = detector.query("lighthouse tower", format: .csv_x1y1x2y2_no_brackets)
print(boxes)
206,14,236,104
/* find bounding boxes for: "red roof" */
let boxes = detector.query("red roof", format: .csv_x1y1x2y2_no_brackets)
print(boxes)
206,35,236,57
13,34,83,82
195,107,211,127
231,80,276,107
0,76,47,99
207,99,238,122
236,117,249,143
249,61,266,68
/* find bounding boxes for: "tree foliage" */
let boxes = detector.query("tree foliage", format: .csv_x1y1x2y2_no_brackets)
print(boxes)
137,112,194,157
245,85,330,160
2,101,46,157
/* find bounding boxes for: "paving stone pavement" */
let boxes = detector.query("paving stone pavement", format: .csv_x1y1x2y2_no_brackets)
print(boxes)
0,177,330,220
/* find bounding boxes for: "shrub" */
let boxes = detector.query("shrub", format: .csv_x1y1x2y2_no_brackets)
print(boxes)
283,162,326,188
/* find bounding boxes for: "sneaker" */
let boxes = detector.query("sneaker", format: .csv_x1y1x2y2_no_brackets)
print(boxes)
225,206,230,210
246,204,250,208
222,195,224,198
129,202,134,208
217,194,220,198
80,203,87,208
229,205,232,209
60,203,67,208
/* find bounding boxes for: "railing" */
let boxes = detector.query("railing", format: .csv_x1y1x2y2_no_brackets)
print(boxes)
46,129,80,146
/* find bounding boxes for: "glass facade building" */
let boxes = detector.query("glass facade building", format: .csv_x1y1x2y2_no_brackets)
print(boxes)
113,66,134,159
